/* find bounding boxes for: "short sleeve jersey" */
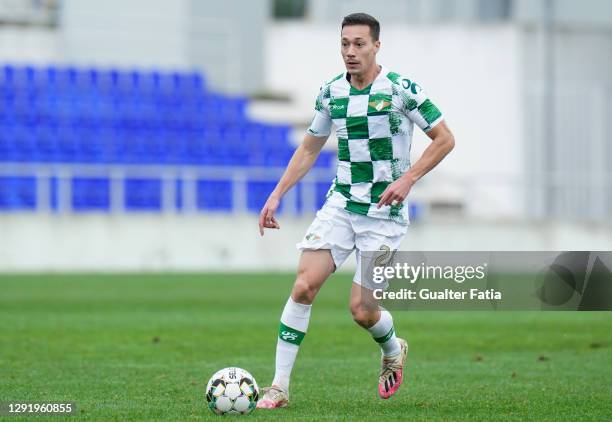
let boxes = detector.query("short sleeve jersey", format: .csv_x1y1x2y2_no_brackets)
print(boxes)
307,66,444,225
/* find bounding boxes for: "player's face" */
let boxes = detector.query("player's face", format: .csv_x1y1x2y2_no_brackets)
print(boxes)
341,25,380,76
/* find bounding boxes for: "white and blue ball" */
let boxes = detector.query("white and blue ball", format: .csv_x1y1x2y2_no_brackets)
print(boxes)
206,367,259,415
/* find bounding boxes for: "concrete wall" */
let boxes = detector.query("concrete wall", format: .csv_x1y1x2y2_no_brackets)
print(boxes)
59,0,191,69
522,27,612,220
308,0,507,23
189,0,268,94
514,0,612,27
0,26,60,64
1,0,269,93
309,0,612,26
1,214,611,272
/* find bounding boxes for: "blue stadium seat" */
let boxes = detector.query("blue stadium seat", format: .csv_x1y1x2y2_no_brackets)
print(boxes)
186,132,206,164
72,178,110,210
0,127,17,161
125,178,161,210
316,181,332,208
246,181,282,213
0,63,332,214
197,180,232,211
1,65,15,87
314,150,335,168
13,126,36,161
49,66,79,90
219,97,248,123
35,124,59,162
0,176,37,210
57,125,79,162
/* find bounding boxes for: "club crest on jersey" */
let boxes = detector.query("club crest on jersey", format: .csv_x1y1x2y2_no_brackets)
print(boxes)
370,99,390,112
367,94,392,115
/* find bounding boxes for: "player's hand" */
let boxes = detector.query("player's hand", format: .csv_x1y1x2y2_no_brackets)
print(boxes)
377,177,415,208
259,195,281,236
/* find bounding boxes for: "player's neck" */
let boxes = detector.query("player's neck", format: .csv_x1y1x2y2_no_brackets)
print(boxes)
348,64,381,90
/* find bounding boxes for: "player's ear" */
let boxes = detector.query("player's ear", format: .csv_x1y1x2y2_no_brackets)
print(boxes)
374,40,380,52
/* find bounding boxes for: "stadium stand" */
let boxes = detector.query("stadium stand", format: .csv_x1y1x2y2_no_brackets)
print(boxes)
0,64,336,213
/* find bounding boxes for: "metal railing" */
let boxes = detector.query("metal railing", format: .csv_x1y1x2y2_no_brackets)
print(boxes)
525,83,611,221
0,163,337,215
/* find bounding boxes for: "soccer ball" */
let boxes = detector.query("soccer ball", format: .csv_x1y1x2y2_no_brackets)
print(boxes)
205,367,259,415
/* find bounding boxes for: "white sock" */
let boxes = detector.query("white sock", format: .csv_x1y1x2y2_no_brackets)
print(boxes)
271,297,312,392
367,309,401,357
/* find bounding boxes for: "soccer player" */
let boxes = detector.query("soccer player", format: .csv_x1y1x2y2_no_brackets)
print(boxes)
256,13,455,408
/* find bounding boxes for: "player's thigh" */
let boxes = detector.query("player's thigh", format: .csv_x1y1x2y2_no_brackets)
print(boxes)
296,204,355,270
353,218,407,287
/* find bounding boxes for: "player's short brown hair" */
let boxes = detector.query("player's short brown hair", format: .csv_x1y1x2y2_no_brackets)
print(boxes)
341,13,380,41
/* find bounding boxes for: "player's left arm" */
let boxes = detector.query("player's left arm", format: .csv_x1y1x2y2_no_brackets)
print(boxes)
377,120,455,208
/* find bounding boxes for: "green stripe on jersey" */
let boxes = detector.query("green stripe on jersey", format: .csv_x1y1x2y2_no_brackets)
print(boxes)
329,72,344,83
334,182,352,199
371,181,390,203
349,84,372,96
389,113,403,136
368,138,393,161
279,322,306,345
350,162,373,184
386,72,401,84
418,99,442,125
390,204,402,218
338,138,350,161
329,97,349,119
346,116,369,139
345,200,370,216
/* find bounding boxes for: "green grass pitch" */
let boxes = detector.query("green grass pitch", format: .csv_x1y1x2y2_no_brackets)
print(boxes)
1,273,611,421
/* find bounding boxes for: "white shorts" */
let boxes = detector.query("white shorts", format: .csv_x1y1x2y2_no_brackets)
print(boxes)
296,203,408,285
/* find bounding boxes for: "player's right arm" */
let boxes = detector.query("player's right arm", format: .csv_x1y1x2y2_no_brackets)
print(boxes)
259,84,333,236
259,133,329,235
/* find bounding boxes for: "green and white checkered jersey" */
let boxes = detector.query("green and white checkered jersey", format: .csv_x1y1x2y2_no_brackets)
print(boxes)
307,66,444,225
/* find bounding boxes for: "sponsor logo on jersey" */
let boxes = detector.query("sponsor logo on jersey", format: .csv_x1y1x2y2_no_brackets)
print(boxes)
402,78,422,94
329,104,345,110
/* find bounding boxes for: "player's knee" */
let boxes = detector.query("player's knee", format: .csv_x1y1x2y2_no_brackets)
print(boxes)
291,268,319,304
350,303,377,328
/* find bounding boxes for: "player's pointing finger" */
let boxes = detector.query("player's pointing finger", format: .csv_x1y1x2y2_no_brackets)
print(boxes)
259,207,268,236
377,188,392,208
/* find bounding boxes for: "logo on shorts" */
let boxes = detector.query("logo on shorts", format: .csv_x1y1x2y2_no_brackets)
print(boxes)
374,245,396,267
305,233,321,242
